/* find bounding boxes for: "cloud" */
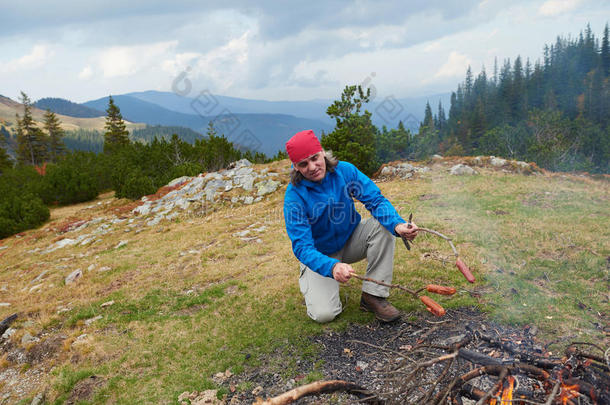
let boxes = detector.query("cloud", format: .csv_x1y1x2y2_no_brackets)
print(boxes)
78,65,93,80
0,45,52,73
97,40,178,78
538,0,582,16
434,51,472,78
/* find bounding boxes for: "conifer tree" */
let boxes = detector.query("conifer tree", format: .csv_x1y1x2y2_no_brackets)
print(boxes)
103,96,130,154
601,23,610,77
0,134,12,173
43,109,66,163
16,92,48,166
321,85,378,175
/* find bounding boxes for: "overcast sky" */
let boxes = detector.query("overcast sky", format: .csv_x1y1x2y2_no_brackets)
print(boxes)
0,0,608,103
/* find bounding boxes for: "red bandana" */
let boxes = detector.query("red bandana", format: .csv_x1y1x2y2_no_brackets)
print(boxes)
285,129,323,163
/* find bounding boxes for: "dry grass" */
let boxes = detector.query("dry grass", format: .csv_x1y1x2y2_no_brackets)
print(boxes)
0,158,608,403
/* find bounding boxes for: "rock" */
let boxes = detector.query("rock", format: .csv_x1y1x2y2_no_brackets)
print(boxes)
87,264,96,271
0,303,10,307
233,230,251,237
380,166,396,176
244,196,254,205
515,161,530,169
101,300,115,308
21,332,39,345
450,164,477,175
2,328,16,339
30,392,45,405
228,159,252,169
133,203,152,216
65,269,83,285
356,360,369,370
29,284,43,293
490,156,507,167
98,266,111,272
472,156,483,165
44,238,78,253
167,176,191,188
178,391,191,402
251,386,264,396
31,270,49,284
192,390,222,405
256,179,280,196
115,240,128,249
432,154,443,160
234,173,255,191
84,315,103,325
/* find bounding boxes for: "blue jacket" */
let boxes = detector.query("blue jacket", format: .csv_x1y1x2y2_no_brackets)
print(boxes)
283,161,405,278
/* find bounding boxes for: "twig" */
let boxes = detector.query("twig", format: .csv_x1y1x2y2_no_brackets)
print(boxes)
351,274,419,297
418,227,459,256
544,381,561,405
475,367,508,405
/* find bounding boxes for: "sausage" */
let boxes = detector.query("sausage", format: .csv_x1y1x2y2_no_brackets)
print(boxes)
420,296,446,316
456,258,475,283
426,284,457,296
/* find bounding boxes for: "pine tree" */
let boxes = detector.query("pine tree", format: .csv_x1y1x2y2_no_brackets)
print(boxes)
43,109,66,163
437,101,447,133
103,96,130,154
16,92,47,165
322,85,378,175
0,134,12,173
601,23,610,77
421,102,434,130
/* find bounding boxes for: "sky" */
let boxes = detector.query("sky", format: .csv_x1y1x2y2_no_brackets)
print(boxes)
0,0,608,103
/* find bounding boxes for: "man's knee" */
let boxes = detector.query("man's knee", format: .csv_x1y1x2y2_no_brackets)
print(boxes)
307,307,339,323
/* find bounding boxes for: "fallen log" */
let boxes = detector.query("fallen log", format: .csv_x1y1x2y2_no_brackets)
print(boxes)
253,379,379,405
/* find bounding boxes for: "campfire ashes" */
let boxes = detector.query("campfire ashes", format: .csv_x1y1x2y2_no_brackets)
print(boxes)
225,308,609,404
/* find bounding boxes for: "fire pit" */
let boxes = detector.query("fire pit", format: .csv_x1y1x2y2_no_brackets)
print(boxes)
255,308,609,405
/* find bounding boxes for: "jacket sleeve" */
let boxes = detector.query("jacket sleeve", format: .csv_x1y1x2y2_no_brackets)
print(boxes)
284,192,339,278
342,162,406,235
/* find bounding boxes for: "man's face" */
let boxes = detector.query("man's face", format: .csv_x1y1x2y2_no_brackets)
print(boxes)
295,151,326,182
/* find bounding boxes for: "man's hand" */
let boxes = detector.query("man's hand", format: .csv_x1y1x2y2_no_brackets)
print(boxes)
332,262,355,283
395,221,419,241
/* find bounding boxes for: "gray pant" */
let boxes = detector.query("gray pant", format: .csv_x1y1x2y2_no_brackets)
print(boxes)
298,218,396,323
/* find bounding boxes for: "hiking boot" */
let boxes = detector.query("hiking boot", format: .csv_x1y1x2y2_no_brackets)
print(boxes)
360,292,401,322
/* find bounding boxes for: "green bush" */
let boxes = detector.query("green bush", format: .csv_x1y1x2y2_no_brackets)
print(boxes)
115,167,157,200
41,152,100,205
0,192,49,238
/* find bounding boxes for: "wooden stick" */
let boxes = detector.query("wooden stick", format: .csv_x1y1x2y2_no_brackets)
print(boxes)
418,227,459,256
351,273,419,297
253,380,375,405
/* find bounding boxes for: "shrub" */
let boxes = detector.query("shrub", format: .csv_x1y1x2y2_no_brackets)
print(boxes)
40,152,100,205
115,167,157,200
0,192,49,238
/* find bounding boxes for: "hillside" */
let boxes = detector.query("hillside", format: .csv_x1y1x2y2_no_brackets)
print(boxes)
0,95,143,133
0,156,607,403
34,98,105,118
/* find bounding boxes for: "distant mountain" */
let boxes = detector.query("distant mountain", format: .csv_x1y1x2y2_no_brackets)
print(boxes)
127,90,333,124
34,97,105,118
82,95,333,155
125,90,451,133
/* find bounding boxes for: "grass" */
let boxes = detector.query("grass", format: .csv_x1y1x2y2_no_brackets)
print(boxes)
0,159,608,402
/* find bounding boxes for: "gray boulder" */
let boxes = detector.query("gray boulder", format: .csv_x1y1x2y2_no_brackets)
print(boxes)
450,164,477,175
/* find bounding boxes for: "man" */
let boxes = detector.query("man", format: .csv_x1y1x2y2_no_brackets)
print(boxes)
283,129,418,323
